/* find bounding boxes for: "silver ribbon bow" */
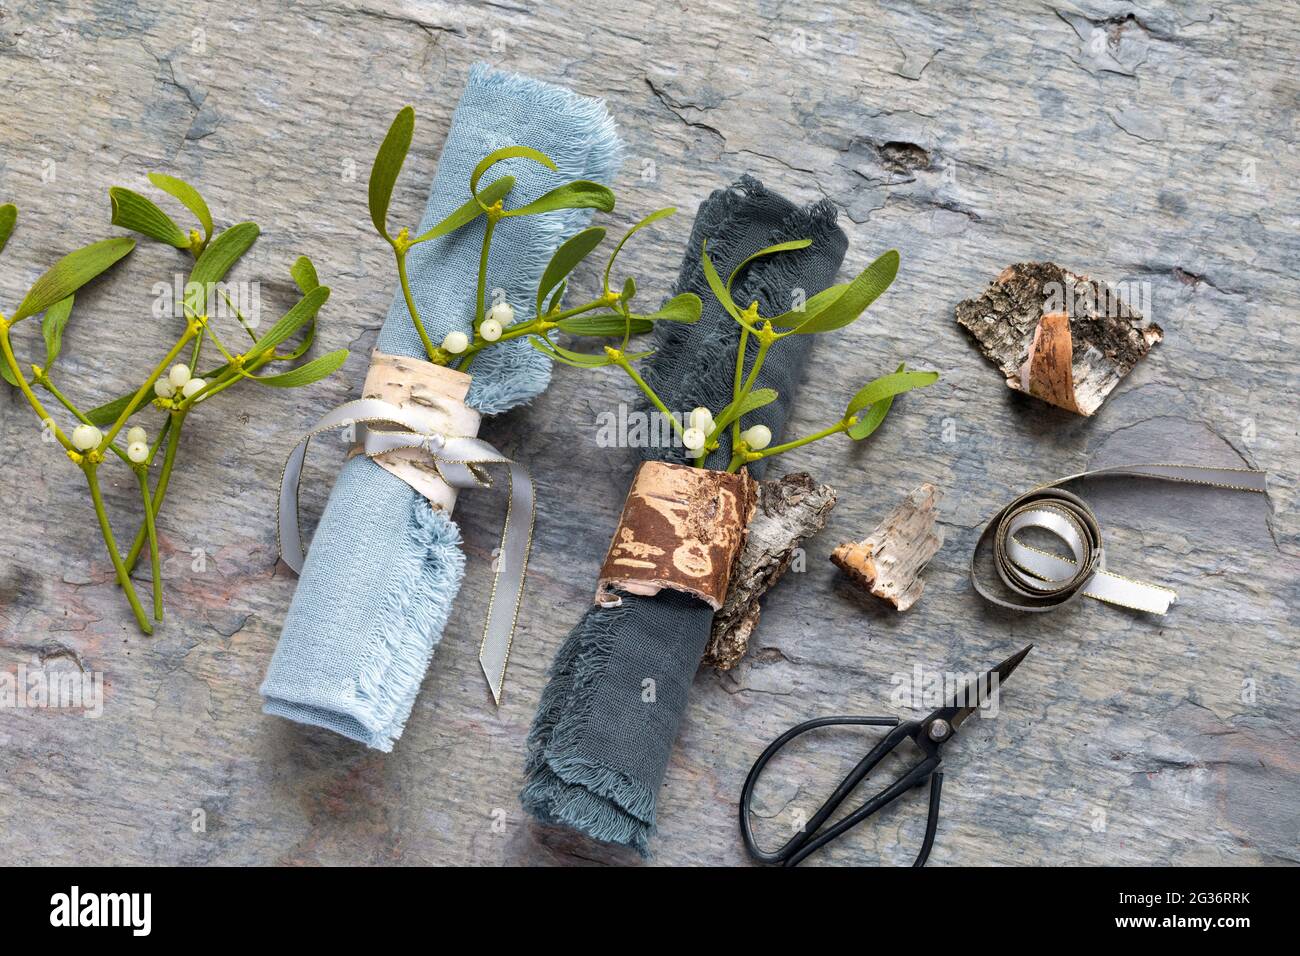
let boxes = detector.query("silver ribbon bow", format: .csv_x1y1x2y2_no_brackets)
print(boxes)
277,397,534,705
973,463,1267,614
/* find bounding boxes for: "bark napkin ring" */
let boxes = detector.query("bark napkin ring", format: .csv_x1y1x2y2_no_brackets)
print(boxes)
972,463,1267,614
595,461,758,611
277,391,535,706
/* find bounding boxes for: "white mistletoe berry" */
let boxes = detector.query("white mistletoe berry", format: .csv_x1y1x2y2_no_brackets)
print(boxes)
688,407,714,432
181,378,206,399
486,301,515,327
154,379,175,399
127,425,147,445
71,423,102,451
442,331,469,354
682,427,706,451
480,318,503,342
741,424,772,450
127,440,148,464
168,364,191,388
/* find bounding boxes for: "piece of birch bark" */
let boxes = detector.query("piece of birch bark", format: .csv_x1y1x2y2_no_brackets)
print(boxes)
704,473,837,670
359,349,482,512
595,461,757,611
830,482,942,611
955,262,1163,416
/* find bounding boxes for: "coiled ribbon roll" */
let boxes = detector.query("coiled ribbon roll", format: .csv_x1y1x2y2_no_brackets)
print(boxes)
972,463,1267,614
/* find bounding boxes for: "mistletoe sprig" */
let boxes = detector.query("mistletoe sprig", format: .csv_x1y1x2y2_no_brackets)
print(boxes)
0,176,347,634
561,238,939,473
366,106,935,476
368,107,702,371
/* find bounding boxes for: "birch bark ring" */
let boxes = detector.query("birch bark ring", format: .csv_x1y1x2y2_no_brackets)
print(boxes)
595,461,758,611
360,350,481,513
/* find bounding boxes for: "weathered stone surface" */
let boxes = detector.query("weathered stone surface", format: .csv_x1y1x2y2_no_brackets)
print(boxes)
1,0,1296,867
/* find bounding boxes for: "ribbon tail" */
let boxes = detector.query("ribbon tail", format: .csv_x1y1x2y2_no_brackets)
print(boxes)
278,432,315,575
1082,571,1177,614
478,459,535,705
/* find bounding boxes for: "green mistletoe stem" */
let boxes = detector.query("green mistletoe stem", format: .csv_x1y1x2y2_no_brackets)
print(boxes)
730,324,750,447
0,318,73,451
135,469,164,620
607,347,685,440
34,372,135,467
84,462,152,634
393,238,437,360
123,411,182,576
474,212,500,331
724,419,850,474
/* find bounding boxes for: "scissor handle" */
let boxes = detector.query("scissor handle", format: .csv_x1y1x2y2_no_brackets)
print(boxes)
740,716,943,867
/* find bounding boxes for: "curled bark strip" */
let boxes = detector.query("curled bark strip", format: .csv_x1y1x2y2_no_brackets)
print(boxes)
1023,311,1082,414
596,461,757,611
831,482,943,611
359,350,482,512
955,262,1163,416
705,473,837,671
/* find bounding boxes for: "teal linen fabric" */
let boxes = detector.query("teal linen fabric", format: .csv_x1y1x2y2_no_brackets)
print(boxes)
522,177,847,851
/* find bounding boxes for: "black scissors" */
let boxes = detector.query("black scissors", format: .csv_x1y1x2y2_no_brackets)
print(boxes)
740,645,1032,867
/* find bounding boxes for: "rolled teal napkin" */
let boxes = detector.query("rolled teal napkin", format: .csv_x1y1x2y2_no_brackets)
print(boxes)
522,177,846,851
260,63,621,751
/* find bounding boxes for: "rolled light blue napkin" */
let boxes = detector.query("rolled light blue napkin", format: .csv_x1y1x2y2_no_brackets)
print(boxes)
260,63,621,751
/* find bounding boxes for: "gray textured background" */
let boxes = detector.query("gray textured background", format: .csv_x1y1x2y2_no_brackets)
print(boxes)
1,0,1296,866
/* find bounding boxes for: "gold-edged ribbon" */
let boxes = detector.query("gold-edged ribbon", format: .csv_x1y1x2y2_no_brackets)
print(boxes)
972,463,1267,614
277,397,534,705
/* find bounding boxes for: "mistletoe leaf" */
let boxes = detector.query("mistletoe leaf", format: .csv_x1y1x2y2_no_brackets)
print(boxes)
289,255,319,294
634,292,701,324
555,313,653,336
790,250,899,335
12,237,135,322
711,387,778,433
505,180,614,218
109,187,189,248
412,175,514,244
470,146,555,201
184,222,259,316
251,348,348,387
537,226,605,315
147,172,213,239
727,238,812,289
0,203,16,257
251,286,330,356
845,367,939,439
603,207,675,290
369,106,414,241
701,240,743,322
41,294,75,369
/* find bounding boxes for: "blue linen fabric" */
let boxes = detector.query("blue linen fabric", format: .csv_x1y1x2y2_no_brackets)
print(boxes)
260,63,621,751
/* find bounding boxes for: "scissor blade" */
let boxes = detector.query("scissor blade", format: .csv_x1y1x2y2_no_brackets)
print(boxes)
931,644,1033,730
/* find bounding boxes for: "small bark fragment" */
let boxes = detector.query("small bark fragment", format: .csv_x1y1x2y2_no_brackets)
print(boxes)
955,262,1163,416
831,483,942,611
596,461,757,611
705,473,837,671
360,350,481,512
